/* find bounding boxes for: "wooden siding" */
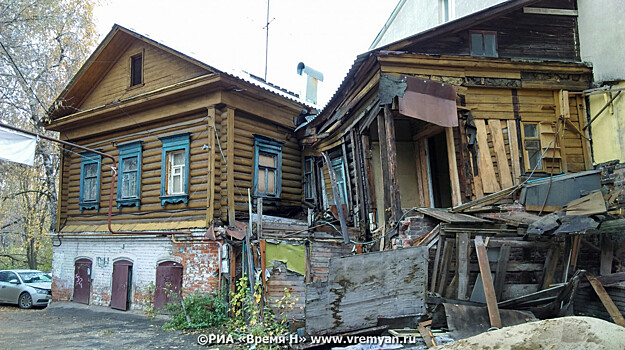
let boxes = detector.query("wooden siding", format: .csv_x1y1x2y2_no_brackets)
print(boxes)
60,113,209,229
215,110,302,222
400,6,579,62
80,38,210,111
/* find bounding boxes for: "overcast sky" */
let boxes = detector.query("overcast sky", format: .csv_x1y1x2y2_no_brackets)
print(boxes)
94,0,398,106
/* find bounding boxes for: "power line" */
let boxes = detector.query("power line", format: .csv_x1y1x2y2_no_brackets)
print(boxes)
0,40,50,116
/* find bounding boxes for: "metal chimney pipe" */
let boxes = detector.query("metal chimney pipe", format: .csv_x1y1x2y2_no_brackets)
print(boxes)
297,62,324,105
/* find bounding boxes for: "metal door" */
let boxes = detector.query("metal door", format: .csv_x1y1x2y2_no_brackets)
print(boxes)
154,261,183,310
111,260,132,310
73,259,92,304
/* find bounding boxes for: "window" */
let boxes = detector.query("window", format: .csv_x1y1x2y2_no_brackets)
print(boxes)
304,157,315,201
470,31,498,58
79,152,102,212
130,53,143,87
331,158,349,206
522,123,543,171
253,135,283,198
117,141,142,209
159,133,190,206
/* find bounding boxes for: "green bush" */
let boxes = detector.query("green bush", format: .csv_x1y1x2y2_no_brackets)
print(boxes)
163,292,228,330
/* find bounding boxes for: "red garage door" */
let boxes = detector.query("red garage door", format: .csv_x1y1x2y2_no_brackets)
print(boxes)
73,259,92,304
111,260,133,311
154,261,183,311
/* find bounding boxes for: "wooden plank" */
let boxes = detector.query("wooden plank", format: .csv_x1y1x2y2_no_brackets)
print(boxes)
350,129,365,229
260,239,267,301
578,96,592,170
553,91,568,173
457,232,470,300
417,208,489,223
507,121,522,185
437,238,454,295
494,244,511,300
488,119,514,189
585,272,625,327
431,236,444,292
446,127,462,207
474,119,501,193
417,321,437,348
523,7,578,16
226,107,235,226
475,235,502,328
600,236,614,276
384,104,402,223
377,111,391,225
541,245,561,289
341,140,353,210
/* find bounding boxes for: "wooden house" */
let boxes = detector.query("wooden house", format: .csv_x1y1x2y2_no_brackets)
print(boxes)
44,25,314,310
299,0,593,239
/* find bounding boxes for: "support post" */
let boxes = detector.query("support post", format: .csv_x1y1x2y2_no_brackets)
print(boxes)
257,197,263,240
494,244,511,300
446,127,463,207
600,235,614,276
383,104,402,224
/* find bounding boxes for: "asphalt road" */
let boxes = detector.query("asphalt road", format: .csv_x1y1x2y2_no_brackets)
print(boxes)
0,302,203,350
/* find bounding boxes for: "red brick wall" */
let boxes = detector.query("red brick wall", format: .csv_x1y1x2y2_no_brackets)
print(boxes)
173,242,220,295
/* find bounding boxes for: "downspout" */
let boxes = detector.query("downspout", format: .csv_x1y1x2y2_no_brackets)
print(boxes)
0,122,202,237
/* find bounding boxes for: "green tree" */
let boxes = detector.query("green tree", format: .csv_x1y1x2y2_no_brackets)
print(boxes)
0,0,99,269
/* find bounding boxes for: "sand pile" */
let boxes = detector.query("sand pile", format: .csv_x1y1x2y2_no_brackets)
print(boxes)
435,316,625,350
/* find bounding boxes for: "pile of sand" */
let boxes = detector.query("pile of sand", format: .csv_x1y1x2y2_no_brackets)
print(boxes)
435,316,625,350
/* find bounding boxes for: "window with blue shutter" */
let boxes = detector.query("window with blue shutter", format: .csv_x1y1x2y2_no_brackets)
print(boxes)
253,135,283,198
116,141,142,209
79,152,102,212
159,133,190,206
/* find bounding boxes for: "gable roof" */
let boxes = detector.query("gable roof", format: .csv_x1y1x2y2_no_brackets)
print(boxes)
50,24,314,118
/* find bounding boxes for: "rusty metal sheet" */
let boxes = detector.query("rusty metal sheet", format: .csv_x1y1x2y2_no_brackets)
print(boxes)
73,259,92,305
398,76,458,127
226,221,247,240
443,303,537,340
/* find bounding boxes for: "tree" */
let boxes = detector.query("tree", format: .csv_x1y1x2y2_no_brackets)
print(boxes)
0,0,99,269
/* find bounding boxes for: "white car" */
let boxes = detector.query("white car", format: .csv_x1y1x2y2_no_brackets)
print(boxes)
0,269,52,309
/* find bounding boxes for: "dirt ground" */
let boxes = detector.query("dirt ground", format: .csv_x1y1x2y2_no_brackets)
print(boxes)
0,302,204,349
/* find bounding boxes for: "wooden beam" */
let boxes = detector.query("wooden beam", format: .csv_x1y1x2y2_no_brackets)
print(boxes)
474,119,501,193
322,151,350,244
260,239,267,299
350,129,367,230
523,7,578,16
431,236,444,292
206,105,217,225
578,96,593,170
377,110,391,226
475,235,502,328
437,238,454,295
541,245,561,289
446,127,463,207
384,104,402,224
600,235,614,276
226,107,235,226
507,121,522,185
488,120,514,189
257,197,263,239
457,232,470,300
585,272,625,327
494,244,511,300
417,321,437,348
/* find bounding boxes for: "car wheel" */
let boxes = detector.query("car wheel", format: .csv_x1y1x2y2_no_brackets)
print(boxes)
18,293,33,309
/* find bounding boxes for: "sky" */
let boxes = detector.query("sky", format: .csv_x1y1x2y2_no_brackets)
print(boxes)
94,0,399,106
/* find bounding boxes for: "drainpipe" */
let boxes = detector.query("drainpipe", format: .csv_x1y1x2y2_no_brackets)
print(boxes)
0,122,198,237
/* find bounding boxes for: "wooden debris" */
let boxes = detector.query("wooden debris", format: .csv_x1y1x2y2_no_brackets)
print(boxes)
566,191,607,216
585,272,625,327
475,235,502,328
417,320,437,348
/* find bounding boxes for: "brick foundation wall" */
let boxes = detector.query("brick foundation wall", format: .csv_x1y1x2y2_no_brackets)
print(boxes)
51,235,220,311
598,160,625,207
